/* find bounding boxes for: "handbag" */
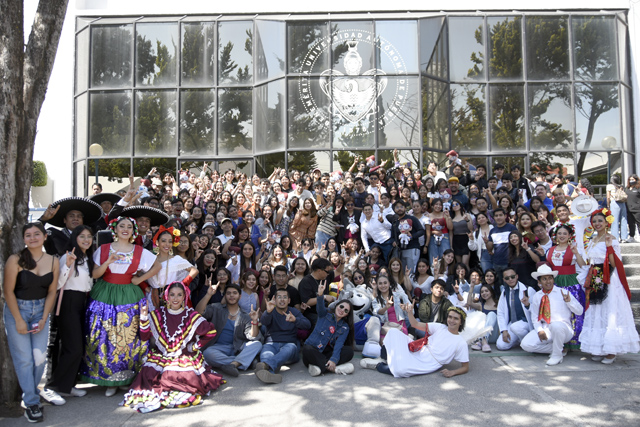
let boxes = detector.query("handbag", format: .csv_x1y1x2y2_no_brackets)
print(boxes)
408,326,430,352
613,185,628,202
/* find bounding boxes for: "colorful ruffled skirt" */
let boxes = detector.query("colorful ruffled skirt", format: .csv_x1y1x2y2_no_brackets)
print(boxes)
79,279,148,386
555,273,586,350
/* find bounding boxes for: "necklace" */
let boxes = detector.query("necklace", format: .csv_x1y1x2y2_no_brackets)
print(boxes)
34,252,45,263
228,307,240,318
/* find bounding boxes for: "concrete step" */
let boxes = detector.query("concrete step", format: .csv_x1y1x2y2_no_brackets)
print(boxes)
620,242,640,254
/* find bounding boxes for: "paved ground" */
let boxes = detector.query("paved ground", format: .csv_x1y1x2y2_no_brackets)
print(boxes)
1,348,639,427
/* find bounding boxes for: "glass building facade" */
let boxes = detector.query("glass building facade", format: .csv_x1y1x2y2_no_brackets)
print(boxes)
73,11,632,195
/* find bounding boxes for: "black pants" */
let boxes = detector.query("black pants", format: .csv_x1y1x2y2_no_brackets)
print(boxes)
626,208,640,237
49,290,87,393
302,344,354,374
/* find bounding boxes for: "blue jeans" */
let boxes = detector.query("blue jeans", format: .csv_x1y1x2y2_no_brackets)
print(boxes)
610,200,629,241
203,340,262,370
4,300,50,406
314,230,333,250
400,248,421,274
260,341,300,373
480,249,493,273
484,311,499,343
428,235,451,262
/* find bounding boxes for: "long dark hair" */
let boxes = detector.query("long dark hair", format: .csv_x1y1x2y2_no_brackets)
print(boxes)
66,225,95,276
330,299,355,346
18,222,47,270
196,249,218,273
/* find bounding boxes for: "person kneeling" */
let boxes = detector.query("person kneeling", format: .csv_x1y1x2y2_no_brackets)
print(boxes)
256,289,311,384
520,265,583,366
362,304,469,378
302,281,355,376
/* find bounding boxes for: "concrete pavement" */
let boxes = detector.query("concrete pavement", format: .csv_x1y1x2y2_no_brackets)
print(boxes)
1,349,639,427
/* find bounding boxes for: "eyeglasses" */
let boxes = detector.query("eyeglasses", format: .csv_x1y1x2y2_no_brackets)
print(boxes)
275,295,289,300
504,275,517,280
337,305,350,314
324,269,333,274
303,243,311,246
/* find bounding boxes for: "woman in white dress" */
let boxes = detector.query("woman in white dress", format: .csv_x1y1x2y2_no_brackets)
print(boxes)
147,227,198,310
579,209,640,364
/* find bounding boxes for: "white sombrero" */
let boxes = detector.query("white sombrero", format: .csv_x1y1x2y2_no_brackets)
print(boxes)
570,195,599,217
531,264,558,280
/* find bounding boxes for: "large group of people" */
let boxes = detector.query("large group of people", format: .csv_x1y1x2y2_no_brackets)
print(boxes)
3,151,640,422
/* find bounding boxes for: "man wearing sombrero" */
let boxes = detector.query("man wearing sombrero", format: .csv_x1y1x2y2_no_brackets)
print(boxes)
520,264,583,366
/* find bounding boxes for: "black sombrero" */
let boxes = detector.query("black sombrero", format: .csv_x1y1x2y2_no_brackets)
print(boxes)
47,197,104,228
90,193,122,205
120,206,170,227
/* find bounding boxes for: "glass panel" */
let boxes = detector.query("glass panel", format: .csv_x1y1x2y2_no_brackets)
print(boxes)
181,22,215,86
528,83,573,151
376,20,418,74
525,16,569,80
332,74,376,150
487,16,522,80
331,21,375,76
75,161,86,197
377,76,419,147
458,156,487,178
426,25,448,80
420,17,445,73
255,80,285,153
75,94,88,160
218,21,253,85
423,77,449,151
573,16,618,81
530,153,574,176
451,83,486,151
288,151,332,174
76,29,89,94
618,19,629,84
89,91,132,156
577,151,621,187
490,84,525,150
94,159,131,193
490,156,525,175
91,25,133,88
256,153,285,178
333,149,375,173
134,90,177,156
423,151,447,175
132,158,176,181
288,77,331,149
287,21,330,74
574,83,620,150
218,88,252,155
621,85,633,153
448,17,485,81
179,89,215,155
217,159,252,176
136,23,178,86
380,149,420,171
255,20,285,82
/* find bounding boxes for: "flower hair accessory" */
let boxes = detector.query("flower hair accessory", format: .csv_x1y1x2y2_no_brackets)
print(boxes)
153,226,181,247
164,281,191,306
591,208,615,226
550,222,576,243
108,216,139,242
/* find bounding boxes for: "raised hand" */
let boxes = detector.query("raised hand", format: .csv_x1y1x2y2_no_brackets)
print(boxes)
482,233,490,244
65,247,77,268
285,311,296,323
521,240,529,251
605,234,613,247
561,289,571,303
405,265,411,276
385,295,394,309
249,304,260,322
400,301,414,313
378,213,384,223
140,304,149,317
317,280,326,296
266,295,276,313
467,231,474,241
41,203,61,221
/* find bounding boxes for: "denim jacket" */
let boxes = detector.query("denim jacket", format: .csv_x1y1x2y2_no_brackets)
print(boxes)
304,295,350,364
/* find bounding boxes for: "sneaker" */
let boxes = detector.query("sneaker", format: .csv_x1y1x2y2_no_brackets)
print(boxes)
308,364,322,377
256,369,283,384
105,387,117,397
21,401,43,410
39,388,65,406
601,356,616,365
482,343,492,353
471,342,482,351
360,357,384,370
334,363,355,375
57,387,87,398
627,237,636,243
546,356,563,366
24,405,43,423
255,362,268,372
220,363,240,377
591,356,604,362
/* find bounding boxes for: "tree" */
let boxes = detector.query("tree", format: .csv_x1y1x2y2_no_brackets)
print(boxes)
0,0,69,405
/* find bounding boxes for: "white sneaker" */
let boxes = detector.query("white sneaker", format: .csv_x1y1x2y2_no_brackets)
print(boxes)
308,365,322,377
591,356,604,362
546,356,563,366
39,388,66,406
601,356,616,365
359,357,384,370
105,387,117,397
58,387,87,398
334,362,355,375
21,400,43,410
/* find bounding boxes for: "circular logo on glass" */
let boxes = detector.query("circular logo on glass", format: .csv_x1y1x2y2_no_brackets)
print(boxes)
299,29,408,136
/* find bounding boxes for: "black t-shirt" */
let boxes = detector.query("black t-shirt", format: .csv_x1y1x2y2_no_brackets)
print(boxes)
298,272,333,315
268,284,302,308
626,187,640,212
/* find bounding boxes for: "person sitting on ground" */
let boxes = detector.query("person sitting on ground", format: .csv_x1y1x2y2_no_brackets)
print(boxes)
496,268,535,351
255,289,311,384
520,264,584,366
302,281,355,376
196,283,263,378
361,305,469,378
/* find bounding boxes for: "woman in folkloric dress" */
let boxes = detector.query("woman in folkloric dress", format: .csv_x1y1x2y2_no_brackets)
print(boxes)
579,208,640,364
